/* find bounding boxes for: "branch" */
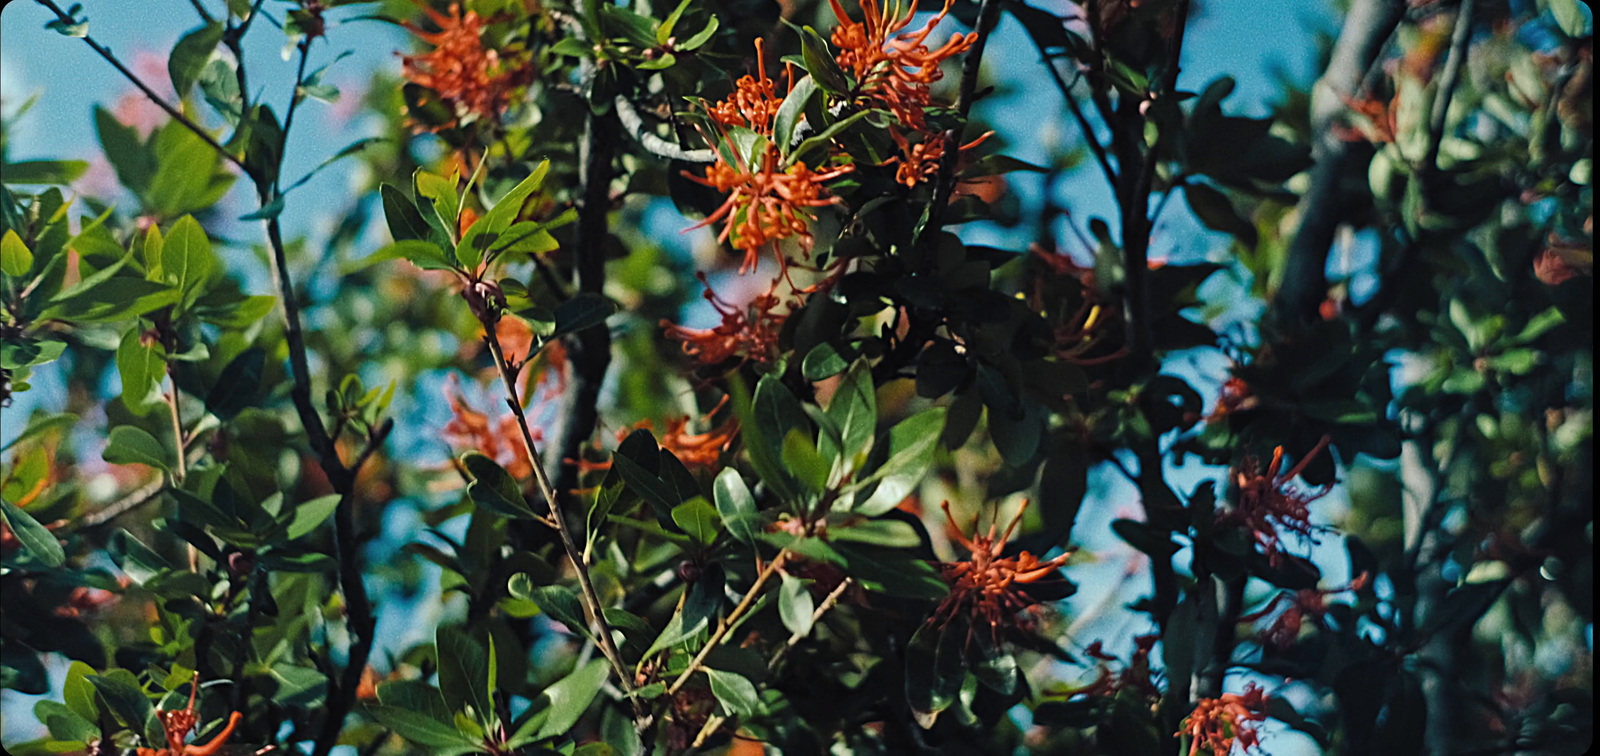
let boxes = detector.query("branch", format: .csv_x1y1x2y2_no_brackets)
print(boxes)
613,95,716,163
689,576,852,750
1274,0,1406,326
924,0,1004,236
482,331,641,716
34,0,248,173
1033,46,1117,190
665,550,789,698
543,108,618,524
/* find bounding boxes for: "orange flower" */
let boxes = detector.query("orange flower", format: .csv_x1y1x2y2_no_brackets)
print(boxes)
689,41,852,272
442,376,535,479
1240,572,1370,649
1225,436,1333,564
1335,92,1398,143
827,0,974,133
401,3,533,129
135,675,243,756
656,399,740,468
888,129,992,188
930,500,1071,647
662,273,787,365
1178,685,1270,756
1206,377,1257,422
1072,634,1161,701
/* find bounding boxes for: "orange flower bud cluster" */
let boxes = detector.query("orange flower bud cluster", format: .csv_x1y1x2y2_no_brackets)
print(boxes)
662,273,787,366
1178,684,1271,756
930,500,1072,647
401,3,534,130
1240,572,1371,649
442,375,536,479
1224,436,1334,564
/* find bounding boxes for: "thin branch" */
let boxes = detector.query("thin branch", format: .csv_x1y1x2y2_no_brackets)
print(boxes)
924,0,1004,236
689,577,852,750
77,479,166,529
1035,49,1118,190
482,331,641,716
614,95,716,163
665,550,789,698
165,369,188,484
186,0,216,23
34,0,247,173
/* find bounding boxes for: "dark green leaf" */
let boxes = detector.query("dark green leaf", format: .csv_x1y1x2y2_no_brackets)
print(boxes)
168,22,224,96
535,659,609,739
102,426,171,472
705,668,760,718
713,468,759,544
0,496,65,567
670,497,720,546
854,408,945,515
116,327,166,417
550,293,618,340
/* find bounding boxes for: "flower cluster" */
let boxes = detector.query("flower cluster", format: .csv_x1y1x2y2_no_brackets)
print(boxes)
1207,376,1258,422
662,273,787,366
442,376,535,479
930,500,1071,647
1178,685,1271,756
687,41,854,272
1074,633,1161,702
1223,436,1334,564
827,0,973,133
136,675,243,756
1240,572,1371,649
401,3,533,130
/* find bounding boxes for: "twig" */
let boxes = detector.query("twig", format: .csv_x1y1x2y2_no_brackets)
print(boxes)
186,0,215,23
924,0,1004,237
77,479,166,528
614,95,716,163
165,368,188,484
687,570,845,751
482,331,641,715
665,550,789,698
34,0,247,173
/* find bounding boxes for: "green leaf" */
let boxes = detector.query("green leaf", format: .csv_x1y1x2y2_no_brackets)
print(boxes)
787,109,871,166
377,680,456,723
353,239,457,272
712,468,759,544
801,26,851,95
958,154,1049,178
1111,518,1179,557
781,429,828,495
1184,182,1257,248
63,661,98,722
0,497,65,567
1,413,77,453
801,341,848,381
743,374,805,504
381,184,437,243
535,659,609,739
825,360,876,467
828,518,920,548
679,15,719,50
522,583,588,634
778,573,814,638
267,663,328,708
95,107,154,195
2,160,89,186
436,626,495,728
1,230,33,277
854,408,945,516
1549,0,1592,37
773,74,818,152
87,673,154,730
461,452,538,520
161,216,215,311
366,703,482,753
148,124,233,216
670,497,721,546
202,347,265,420
285,494,340,540
656,0,691,45
905,621,964,728
704,667,760,718
116,327,167,417
102,426,171,472
550,293,618,340
168,22,224,96
416,169,461,239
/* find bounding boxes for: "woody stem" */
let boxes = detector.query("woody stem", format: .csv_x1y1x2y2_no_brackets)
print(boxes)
689,576,852,750
482,329,641,718
665,550,789,698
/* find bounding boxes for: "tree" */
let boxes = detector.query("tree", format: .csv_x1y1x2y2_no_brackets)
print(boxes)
1,0,1590,754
